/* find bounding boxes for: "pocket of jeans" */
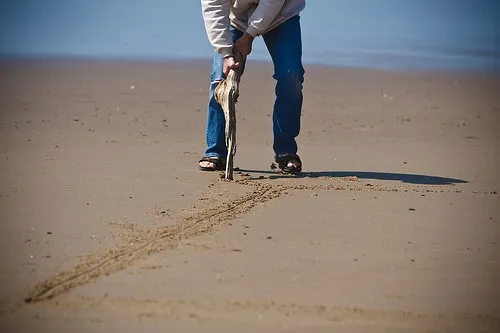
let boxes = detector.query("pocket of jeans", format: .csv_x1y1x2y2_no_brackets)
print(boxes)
210,53,225,83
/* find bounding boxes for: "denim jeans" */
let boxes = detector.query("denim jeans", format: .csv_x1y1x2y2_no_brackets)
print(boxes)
204,15,304,159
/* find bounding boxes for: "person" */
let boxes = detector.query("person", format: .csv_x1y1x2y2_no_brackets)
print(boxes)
199,0,306,174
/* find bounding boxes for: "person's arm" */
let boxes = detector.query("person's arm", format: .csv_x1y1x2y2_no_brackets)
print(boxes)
233,0,286,57
245,0,286,37
201,0,234,58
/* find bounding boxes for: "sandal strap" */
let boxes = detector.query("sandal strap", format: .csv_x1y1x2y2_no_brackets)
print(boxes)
199,156,226,169
275,154,302,171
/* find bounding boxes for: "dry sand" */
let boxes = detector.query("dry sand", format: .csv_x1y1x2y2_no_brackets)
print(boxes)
0,58,499,332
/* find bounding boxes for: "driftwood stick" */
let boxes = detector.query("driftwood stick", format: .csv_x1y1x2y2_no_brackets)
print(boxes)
214,54,244,180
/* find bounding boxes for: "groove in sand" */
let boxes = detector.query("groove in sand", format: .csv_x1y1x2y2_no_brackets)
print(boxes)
24,175,477,304
25,181,283,303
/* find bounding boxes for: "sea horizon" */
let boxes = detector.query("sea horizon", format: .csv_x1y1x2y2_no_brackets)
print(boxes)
1,0,499,72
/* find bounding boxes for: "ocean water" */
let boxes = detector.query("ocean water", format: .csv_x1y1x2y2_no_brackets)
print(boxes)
0,0,499,71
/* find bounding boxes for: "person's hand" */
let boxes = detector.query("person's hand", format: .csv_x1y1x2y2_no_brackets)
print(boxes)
234,33,254,57
223,56,240,76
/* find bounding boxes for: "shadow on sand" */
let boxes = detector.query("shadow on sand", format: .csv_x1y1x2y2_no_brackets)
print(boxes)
236,169,468,185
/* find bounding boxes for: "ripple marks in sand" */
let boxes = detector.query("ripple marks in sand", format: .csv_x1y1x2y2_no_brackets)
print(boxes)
25,183,283,303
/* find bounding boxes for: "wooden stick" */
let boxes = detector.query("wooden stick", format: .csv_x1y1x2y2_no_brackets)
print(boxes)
214,56,243,180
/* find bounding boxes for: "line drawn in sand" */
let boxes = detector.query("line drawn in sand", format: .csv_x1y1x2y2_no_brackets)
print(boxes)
25,181,281,303
24,172,479,304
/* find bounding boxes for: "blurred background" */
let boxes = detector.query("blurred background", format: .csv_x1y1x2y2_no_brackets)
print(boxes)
0,0,499,70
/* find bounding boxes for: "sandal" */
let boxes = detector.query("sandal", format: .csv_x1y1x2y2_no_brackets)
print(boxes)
275,154,302,174
199,156,226,171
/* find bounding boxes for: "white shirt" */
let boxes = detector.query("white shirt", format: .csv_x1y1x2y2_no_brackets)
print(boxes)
201,0,306,57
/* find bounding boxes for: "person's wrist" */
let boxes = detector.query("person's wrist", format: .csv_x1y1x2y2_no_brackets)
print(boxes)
242,33,254,42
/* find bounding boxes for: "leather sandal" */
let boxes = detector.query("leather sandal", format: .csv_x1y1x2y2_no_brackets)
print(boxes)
275,154,302,174
199,156,226,171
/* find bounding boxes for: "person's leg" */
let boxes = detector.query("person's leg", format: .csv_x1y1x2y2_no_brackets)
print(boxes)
262,15,305,160
203,26,244,167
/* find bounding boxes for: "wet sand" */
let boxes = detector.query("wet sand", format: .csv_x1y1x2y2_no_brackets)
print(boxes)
0,59,499,332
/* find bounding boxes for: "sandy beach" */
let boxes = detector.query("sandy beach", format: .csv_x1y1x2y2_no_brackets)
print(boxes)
0,58,499,332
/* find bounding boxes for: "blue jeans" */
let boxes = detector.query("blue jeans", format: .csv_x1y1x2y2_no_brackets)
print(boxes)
205,15,305,159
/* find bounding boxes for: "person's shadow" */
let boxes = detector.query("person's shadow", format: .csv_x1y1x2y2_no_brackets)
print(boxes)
236,169,468,185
